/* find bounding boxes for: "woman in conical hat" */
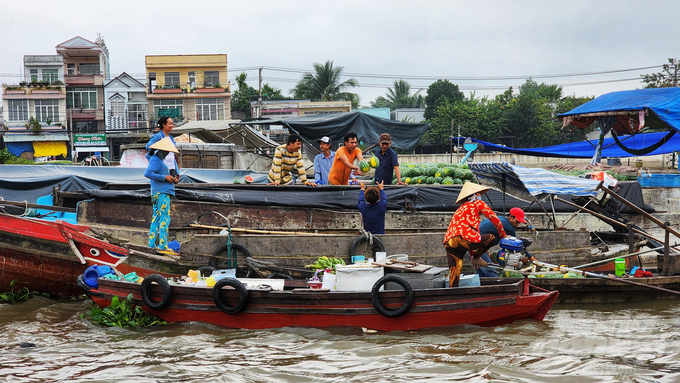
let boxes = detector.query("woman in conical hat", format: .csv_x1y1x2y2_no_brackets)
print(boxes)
443,181,507,287
144,136,180,253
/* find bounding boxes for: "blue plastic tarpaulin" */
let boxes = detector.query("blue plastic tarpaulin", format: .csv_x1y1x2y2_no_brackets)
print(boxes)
5,142,34,157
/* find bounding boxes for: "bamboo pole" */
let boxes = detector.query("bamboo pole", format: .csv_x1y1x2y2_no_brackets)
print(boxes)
188,223,333,236
0,200,76,213
572,246,664,269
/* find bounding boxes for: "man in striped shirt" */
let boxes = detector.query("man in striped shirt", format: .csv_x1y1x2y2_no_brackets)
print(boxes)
267,134,317,186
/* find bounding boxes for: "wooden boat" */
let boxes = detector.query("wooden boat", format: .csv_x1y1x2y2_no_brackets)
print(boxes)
81,275,559,331
0,213,92,296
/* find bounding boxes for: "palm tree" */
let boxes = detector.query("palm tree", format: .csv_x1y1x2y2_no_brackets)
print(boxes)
371,80,425,109
291,61,359,102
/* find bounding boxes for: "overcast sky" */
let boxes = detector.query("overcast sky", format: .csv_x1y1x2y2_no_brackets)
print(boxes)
1,0,677,107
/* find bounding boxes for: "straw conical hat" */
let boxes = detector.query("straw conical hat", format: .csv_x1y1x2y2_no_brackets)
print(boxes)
456,181,490,204
149,136,179,154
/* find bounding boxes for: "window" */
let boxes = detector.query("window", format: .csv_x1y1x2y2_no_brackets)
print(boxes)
67,88,97,109
204,71,219,86
111,101,125,117
42,69,58,84
75,121,98,133
127,103,147,129
195,98,223,121
188,71,195,87
30,69,38,82
164,72,180,87
35,100,59,123
8,100,28,121
79,63,100,75
153,99,183,118
67,63,76,75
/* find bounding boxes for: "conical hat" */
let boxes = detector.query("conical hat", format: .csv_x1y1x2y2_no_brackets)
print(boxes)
149,136,179,154
456,181,490,204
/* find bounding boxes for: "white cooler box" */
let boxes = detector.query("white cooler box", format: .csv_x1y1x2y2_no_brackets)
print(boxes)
335,264,384,291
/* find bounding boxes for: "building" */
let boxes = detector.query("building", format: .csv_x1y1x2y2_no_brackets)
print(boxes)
358,108,391,119
250,100,351,118
392,108,425,123
104,72,148,160
145,54,231,124
1,54,69,160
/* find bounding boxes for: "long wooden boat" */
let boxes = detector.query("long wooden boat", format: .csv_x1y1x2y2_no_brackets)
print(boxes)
0,213,91,296
81,275,559,331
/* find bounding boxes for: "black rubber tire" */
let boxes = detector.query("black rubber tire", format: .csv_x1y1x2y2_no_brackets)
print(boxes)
371,275,413,317
266,272,294,280
141,274,172,310
76,274,91,292
213,278,249,314
182,220,197,228
210,243,251,269
197,266,215,278
349,235,386,258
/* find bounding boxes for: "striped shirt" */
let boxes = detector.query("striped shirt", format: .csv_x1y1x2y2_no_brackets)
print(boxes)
268,144,308,184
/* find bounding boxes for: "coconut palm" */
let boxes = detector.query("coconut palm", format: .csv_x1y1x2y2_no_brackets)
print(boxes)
291,61,359,102
371,80,425,109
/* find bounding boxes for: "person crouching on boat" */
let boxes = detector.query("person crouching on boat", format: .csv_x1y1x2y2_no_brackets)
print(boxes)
144,137,179,252
444,182,507,287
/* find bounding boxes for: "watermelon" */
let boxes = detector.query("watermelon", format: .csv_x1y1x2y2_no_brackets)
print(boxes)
391,178,398,185
427,167,438,176
453,168,464,179
442,177,454,185
404,177,411,184
369,156,379,168
244,175,253,184
462,169,474,180
435,169,444,178
453,178,463,185
434,176,443,184
358,160,370,172
233,178,241,184
444,167,455,177
426,176,435,184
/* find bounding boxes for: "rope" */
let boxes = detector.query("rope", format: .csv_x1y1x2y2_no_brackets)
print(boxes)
20,201,29,216
360,229,374,246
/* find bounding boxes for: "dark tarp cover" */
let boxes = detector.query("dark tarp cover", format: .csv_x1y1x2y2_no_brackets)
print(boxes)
251,111,429,150
467,132,680,158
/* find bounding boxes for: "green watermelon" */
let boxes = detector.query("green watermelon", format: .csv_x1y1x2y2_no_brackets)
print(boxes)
426,176,435,184
427,167,438,176
434,176,443,184
404,177,411,184
434,169,444,178
392,178,398,185
444,167,456,177
442,177,454,185
233,178,241,184
369,156,379,168
358,160,370,172
453,169,464,179
453,178,463,185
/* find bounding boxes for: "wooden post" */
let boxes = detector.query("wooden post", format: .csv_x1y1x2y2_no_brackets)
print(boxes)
628,223,635,254
664,222,671,276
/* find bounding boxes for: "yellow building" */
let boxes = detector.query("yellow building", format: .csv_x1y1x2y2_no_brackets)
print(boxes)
145,54,231,123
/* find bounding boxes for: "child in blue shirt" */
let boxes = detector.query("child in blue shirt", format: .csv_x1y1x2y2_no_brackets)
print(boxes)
358,180,388,234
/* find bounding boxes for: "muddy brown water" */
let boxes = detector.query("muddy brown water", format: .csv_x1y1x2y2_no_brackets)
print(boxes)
1,297,679,382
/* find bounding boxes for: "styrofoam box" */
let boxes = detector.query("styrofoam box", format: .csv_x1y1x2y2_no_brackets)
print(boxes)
335,264,384,292
458,274,480,288
386,267,449,290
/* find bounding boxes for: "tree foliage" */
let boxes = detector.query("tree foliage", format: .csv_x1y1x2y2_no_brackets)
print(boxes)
371,80,425,109
231,72,288,118
291,61,359,105
423,80,465,121
642,58,679,88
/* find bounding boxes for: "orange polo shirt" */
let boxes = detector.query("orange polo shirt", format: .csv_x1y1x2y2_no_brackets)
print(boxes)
444,199,506,244
328,146,361,185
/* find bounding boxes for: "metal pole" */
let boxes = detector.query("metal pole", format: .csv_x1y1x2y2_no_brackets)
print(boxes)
449,119,453,164
257,67,263,118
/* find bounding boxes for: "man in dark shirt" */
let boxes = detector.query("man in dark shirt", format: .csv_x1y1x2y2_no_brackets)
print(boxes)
475,207,526,277
373,133,404,185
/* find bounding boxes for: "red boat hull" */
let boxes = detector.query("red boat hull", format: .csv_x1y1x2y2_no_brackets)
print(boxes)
87,278,559,331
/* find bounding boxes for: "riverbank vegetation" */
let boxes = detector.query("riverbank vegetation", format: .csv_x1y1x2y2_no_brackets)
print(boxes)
83,293,169,328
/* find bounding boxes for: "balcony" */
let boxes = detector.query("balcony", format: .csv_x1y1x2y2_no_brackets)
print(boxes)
2,84,66,99
64,74,103,86
69,108,104,121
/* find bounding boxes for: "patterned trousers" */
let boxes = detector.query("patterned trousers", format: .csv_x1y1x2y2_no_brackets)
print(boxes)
149,193,171,249
444,234,495,287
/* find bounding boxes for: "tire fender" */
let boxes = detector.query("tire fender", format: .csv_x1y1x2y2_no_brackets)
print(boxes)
213,278,249,314
371,274,413,317
141,274,172,310
349,235,385,258
210,243,251,269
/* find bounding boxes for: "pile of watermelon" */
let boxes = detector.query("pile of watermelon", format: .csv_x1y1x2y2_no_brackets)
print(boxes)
395,162,478,186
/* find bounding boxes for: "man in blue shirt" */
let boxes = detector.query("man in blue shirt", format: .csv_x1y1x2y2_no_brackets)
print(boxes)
313,136,334,185
373,133,404,185
358,180,388,234
475,207,530,277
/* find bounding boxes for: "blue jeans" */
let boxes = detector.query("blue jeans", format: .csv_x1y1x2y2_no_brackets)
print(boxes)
475,253,499,277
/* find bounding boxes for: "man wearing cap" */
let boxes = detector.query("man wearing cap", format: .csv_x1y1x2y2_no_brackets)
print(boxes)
144,136,180,252
313,136,335,185
474,207,533,277
444,181,507,287
268,134,317,187
373,133,404,185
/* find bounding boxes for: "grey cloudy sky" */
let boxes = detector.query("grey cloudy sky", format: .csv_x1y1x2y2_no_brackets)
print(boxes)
1,0,677,106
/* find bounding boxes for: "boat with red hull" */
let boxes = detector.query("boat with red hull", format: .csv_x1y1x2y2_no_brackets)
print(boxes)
0,213,91,296
82,276,558,331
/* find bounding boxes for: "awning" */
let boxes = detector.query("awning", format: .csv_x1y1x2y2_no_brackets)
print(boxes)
469,162,601,202
75,146,109,153
172,120,279,148
3,133,69,142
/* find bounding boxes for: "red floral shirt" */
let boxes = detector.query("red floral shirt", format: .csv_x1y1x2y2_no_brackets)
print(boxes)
444,199,506,244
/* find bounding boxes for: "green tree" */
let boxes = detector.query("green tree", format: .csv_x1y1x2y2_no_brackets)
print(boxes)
423,79,464,120
642,58,679,88
371,80,425,109
230,72,259,119
261,83,289,100
291,61,359,103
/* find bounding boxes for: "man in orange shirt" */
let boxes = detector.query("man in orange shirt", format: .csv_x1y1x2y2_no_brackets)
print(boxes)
328,132,365,185
444,181,507,287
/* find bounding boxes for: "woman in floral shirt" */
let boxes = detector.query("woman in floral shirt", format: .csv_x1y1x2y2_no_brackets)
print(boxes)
444,182,507,287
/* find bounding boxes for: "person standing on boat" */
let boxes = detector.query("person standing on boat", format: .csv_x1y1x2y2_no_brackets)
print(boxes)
268,134,317,186
475,207,534,277
444,182,507,287
373,133,405,185
144,137,180,252
146,117,180,175
328,132,365,185
313,136,335,185
358,180,388,234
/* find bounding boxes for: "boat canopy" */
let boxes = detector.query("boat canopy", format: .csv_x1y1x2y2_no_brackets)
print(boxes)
469,162,601,202
172,121,280,149
249,111,429,150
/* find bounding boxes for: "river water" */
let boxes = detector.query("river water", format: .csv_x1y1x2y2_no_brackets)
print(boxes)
1,296,679,382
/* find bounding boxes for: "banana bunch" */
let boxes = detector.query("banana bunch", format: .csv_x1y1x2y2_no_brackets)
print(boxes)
305,256,346,271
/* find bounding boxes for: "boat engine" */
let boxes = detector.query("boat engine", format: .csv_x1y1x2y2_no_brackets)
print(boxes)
498,236,533,270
